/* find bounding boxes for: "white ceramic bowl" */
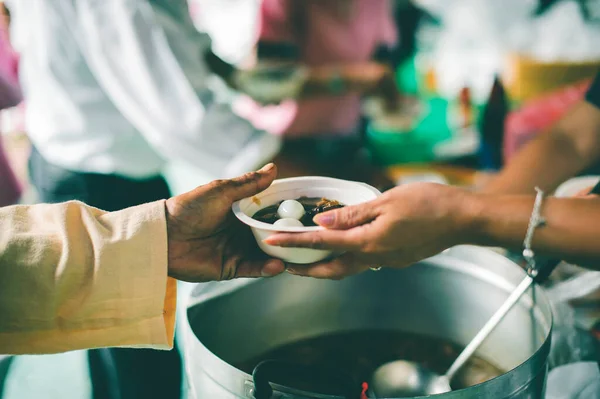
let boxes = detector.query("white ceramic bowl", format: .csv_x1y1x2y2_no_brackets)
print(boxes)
232,177,381,264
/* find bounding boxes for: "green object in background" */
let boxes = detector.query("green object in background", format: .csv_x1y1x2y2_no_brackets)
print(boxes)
367,54,485,166
367,98,453,166
396,57,419,95
366,55,452,166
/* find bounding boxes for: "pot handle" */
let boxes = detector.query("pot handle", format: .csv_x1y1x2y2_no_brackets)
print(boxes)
251,360,360,399
531,180,600,283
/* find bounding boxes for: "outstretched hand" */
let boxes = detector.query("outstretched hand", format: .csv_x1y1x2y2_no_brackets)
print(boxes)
264,183,477,279
165,164,286,282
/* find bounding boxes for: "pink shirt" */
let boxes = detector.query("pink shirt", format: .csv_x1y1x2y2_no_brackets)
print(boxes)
0,22,22,206
0,25,20,110
235,0,397,137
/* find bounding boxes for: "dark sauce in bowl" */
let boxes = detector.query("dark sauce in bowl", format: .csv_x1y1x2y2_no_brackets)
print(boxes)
252,197,344,227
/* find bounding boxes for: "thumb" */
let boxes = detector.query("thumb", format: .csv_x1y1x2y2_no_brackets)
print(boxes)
313,202,377,230
222,163,278,202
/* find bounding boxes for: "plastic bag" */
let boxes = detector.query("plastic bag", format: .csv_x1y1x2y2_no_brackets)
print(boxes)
547,297,600,368
545,362,600,399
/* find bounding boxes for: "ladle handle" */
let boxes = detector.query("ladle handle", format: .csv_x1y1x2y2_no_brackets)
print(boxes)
252,360,360,399
446,260,561,381
445,275,534,381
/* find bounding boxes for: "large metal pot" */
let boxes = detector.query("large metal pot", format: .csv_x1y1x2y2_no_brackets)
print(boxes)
181,246,553,398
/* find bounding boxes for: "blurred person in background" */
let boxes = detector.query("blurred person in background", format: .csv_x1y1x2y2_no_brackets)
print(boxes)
4,0,280,398
483,71,600,196
234,0,402,177
0,1,21,207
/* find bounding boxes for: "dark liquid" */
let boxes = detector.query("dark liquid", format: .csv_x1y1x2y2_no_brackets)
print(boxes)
235,330,504,395
252,197,344,227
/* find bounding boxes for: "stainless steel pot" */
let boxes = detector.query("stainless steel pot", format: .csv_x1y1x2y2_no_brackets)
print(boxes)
181,246,553,398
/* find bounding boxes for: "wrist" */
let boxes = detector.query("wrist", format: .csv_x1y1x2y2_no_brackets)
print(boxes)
464,194,537,249
451,191,488,246
164,198,183,279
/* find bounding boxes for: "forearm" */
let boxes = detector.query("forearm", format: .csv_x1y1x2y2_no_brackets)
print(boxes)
484,102,600,195
465,194,600,269
0,201,176,354
483,128,588,195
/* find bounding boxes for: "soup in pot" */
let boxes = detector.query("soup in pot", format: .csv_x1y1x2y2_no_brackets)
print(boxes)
235,330,504,395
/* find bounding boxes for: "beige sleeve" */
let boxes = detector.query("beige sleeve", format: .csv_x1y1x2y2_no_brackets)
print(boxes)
0,200,176,355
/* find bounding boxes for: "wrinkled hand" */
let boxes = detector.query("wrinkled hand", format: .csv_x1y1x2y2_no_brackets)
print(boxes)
265,183,476,279
165,164,285,282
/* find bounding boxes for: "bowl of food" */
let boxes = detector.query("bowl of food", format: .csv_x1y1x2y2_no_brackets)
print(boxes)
232,176,381,264
234,64,308,104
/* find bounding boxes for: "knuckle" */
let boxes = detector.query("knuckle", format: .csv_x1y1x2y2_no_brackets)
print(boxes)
361,241,377,254
309,235,324,249
221,256,241,281
343,207,357,224
238,171,258,184
210,179,228,191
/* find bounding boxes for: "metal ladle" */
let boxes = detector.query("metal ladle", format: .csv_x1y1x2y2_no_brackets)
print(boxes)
370,273,539,397
370,181,600,397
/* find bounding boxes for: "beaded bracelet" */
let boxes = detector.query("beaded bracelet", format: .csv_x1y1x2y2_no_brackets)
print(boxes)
523,187,547,277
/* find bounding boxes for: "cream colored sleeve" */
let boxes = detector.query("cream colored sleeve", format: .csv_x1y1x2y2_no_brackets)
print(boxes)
0,200,176,355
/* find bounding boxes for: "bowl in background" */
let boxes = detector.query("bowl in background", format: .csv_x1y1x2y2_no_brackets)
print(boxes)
554,176,600,198
234,65,308,104
232,177,381,264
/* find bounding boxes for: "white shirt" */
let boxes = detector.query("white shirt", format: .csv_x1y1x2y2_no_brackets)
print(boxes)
188,0,260,65
6,0,280,179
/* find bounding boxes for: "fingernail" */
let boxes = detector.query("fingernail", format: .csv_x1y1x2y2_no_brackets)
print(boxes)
314,213,334,226
259,163,275,172
261,269,274,277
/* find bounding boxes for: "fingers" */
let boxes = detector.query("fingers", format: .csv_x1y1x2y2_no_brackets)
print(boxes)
223,226,286,279
219,163,278,202
233,258,286,279
286,253,372,280
264,228,366,251
313,203,378,229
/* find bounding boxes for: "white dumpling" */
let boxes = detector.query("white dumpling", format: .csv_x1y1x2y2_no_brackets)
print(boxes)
273,218,304,227
277,200,305,220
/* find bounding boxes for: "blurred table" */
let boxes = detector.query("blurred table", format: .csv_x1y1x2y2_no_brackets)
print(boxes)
385,164,479,187
271,138,478,192
271,138,396,192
